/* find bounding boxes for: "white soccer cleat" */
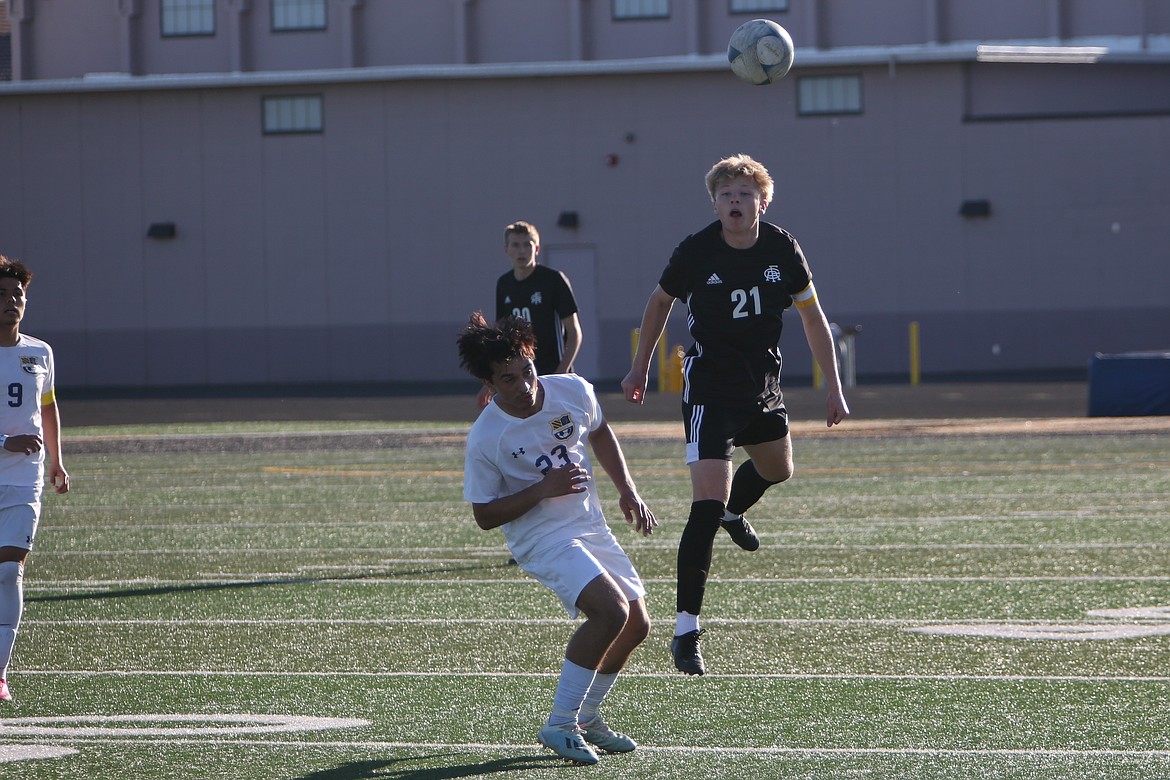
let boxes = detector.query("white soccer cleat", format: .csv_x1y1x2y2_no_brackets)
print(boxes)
538,722,601,764
580,717,637,753
0,679,12,702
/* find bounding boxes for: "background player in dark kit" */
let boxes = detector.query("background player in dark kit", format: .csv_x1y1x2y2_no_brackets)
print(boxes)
478,221,582,409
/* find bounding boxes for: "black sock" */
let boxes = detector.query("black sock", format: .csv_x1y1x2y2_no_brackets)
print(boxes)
676,499,725,615
727,460,780,518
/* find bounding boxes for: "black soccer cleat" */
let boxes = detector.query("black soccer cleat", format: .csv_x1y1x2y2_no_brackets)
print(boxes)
722,514,760,551
671,629,707,675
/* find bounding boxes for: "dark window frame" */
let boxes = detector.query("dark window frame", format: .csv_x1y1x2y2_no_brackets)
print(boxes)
262,94,326,135
160,0,216,38
729,0,789,14
612,0,670,21
271,0,328,33
796,74,865,117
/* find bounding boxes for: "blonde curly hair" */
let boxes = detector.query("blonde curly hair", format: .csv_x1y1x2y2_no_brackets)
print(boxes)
704,154,774,205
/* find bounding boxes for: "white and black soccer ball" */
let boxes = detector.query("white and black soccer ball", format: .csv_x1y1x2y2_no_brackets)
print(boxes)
727,19,794,86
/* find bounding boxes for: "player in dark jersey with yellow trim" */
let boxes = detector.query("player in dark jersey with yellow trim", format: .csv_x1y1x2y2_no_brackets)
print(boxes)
622,154,849,675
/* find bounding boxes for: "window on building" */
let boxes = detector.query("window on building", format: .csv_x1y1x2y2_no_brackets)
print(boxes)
613,0,669,20
161,0,215,37
730,0,788,12
797,75,863,116
263,95,324,134
272,0,326,32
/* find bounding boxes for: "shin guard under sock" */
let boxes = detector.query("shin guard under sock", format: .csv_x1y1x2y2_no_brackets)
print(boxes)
0,561,24,676
676,499,725,615
727,460,781,518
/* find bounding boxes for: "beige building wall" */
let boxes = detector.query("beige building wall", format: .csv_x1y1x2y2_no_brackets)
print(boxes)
1,0,1168,389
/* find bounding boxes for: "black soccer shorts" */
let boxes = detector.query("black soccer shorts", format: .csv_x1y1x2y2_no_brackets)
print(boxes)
682,400,789,463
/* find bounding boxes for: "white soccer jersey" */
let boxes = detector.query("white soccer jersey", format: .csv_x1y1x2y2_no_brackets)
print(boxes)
463,374,609,561
0,334,55,487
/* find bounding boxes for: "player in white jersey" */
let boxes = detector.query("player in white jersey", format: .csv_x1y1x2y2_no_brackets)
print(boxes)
0,257,70,703
459,312,656,765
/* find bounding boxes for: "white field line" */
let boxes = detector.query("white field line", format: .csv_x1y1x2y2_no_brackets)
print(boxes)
39,512,1170,532
34,541,1170,555
6,736,1170,760
27,574,1170,589
17,669,1170,683
21,617,1170,627
45,494,1170,513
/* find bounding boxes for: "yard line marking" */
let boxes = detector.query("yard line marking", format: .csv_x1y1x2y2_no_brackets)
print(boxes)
23,617,1170,627
20,669,1170,683
42,506,1170,528
33,541,1170,557
29,574,1170,589
0,746,78,763
11,735,1170,760
909,624,1170,640
0,714,370,737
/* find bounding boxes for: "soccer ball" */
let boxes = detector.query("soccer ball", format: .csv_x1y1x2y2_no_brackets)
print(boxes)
727,19,794,86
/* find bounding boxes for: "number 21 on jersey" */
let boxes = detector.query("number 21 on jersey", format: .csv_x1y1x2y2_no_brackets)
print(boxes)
731,286,761,318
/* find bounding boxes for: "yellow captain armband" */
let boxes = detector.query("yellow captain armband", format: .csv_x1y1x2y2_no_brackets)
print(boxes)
41,388,55,406
792,282,818,309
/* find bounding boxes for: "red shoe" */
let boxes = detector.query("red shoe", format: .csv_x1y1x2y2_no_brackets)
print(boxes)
0,679,12,702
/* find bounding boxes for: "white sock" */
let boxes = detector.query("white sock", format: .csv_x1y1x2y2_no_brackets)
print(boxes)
0,561,24,678
674,610,699,637
546,659,597,728
578,671,618,725
723,509,740,524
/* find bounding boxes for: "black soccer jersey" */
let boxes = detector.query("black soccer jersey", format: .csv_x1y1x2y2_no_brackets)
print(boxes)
658,220,812,408
496,265,580,376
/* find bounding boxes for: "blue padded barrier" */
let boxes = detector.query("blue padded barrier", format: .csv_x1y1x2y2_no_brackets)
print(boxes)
1087,352,1170,417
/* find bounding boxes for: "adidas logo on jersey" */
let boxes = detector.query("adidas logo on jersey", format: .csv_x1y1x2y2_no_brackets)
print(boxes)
706,274,723,285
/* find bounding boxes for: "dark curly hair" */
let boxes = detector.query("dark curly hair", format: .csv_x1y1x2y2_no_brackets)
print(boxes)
0,256,33,288
457,312,537,381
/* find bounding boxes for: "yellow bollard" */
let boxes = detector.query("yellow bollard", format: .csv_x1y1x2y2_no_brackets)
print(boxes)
909,321,920,386
655,331,667,388
632,328,681,393
661,345,685,393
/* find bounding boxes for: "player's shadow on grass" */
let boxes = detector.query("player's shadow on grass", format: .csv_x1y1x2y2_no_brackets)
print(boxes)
25,562,513,605
293,752,565,779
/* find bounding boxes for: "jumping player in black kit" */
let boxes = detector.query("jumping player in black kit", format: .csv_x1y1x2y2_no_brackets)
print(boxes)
622,154,849,675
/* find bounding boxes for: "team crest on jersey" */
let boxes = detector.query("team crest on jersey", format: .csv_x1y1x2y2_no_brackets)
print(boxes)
549,413,575,441
764,266,783,283
20,356,45,375
531,292,544,305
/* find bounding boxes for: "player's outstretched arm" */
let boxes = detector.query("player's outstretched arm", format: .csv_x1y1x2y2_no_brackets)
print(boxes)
554,313,583,374
589,420,657,537
796,298,850,427
42,400,69,493
622,286,675,405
